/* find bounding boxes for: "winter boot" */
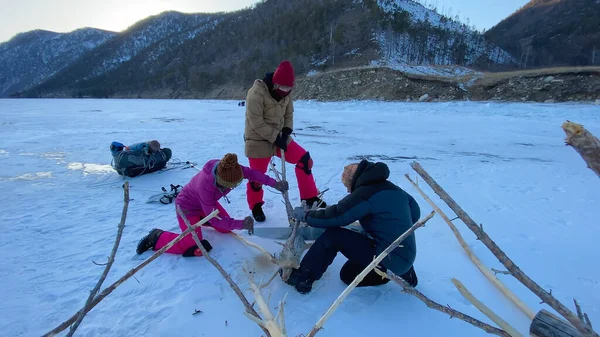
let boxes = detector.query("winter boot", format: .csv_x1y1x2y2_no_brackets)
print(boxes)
252,202,266,222
281,268,314,294
303,196,327,209
400,265,418,287
182,239,213,257
136,228,164,254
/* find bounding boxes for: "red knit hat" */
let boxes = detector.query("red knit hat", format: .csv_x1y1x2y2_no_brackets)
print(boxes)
272,60,295,87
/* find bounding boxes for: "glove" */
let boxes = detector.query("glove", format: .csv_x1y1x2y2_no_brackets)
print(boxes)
273,181,289,192
274,127,292,151
243,216,255,235
293,206,308,222
273,132,289,151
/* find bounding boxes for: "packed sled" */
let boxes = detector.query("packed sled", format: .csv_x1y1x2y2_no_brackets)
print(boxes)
110,140,172,177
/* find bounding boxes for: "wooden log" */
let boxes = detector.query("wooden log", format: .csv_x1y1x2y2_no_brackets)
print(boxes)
562,121,600,178
531,310,584,337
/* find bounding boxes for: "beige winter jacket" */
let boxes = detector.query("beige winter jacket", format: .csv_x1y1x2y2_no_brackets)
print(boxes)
244,79,294,158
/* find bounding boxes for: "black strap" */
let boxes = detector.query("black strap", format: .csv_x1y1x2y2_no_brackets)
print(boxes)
158,184,183,204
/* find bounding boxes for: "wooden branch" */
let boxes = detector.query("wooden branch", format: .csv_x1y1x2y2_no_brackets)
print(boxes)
312,188,329,210
586,315,594,329
452,278,523,337
562,121,600,178
411,161,599,337
176,206,271,337
271,150,294,221
306,210,436,337
244,311,267,327
574,300,594,328
491,268,513,276
270,150,309,282
261,269,281,289
276,293,288,336
243,266,287,337
64,182,130,337
230,231,279,264
42,209,220,337
575,300,585,322
405,174,535,320
373,268,510,337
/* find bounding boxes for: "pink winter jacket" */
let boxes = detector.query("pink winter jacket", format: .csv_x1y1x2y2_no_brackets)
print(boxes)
175,159,277,231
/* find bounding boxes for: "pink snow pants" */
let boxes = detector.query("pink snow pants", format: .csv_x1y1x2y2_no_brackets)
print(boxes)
246,140,318,209
154,203,231,256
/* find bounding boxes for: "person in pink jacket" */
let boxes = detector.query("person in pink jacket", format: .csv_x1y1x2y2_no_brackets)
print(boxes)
136,153,288,257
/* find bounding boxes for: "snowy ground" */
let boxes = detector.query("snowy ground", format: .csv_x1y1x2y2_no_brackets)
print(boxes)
1,99,599,337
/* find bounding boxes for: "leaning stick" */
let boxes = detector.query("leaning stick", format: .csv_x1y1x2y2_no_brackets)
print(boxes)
373,268,510,337
452,279,523,337
43,209,220,337
275,148,294,220
66,182,130,337
405,174,535,320
411,161,598,337
306,210,436,337
176,205,271,337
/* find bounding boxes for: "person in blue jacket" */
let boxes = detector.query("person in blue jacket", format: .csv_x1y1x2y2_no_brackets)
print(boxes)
286,159,421,294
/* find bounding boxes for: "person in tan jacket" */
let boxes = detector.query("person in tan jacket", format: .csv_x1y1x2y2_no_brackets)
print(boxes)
244,60,326,222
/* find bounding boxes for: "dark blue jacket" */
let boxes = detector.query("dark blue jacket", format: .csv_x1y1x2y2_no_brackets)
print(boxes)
304,160,420,275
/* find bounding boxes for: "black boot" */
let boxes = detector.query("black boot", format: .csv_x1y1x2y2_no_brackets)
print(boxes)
252,202,266,222
136,228,164,254
400,265,418,287
282,268,314,294
182,239,213,257
303,196,327,209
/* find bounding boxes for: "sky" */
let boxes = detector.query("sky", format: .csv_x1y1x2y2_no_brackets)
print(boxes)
0,0,529,43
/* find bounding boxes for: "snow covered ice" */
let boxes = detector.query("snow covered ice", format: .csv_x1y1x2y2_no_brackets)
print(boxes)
1,98,599,336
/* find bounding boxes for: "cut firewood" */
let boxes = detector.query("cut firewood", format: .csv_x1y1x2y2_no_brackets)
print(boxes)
405,174,535,320
562,120,600,178
411,161,599,337
451,278,523,337
306,210,436,337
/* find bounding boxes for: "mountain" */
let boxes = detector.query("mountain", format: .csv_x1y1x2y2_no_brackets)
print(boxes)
485,0,600,68
0,28,115,97
20,0,515,98
24,11,222,97
375,0,514,67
